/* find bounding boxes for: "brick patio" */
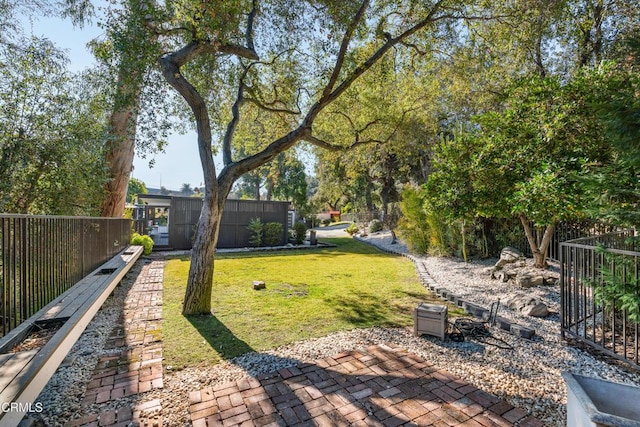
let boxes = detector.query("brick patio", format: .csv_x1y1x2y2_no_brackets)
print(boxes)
69,257,544,427
188,344,544,427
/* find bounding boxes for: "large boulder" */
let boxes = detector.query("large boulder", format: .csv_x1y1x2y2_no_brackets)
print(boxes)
495,246,525,269
515,272,544,288
504,294,549,317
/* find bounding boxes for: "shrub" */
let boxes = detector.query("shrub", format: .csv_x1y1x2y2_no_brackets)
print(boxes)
368,219,383,233
264,222,283,246
397,187,438,255
293,222,307,244
321,218,331,226
345,223,359,236
247,217,263,247
130,232,154,255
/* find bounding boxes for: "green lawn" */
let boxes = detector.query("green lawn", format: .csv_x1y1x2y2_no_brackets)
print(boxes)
163,238,451,369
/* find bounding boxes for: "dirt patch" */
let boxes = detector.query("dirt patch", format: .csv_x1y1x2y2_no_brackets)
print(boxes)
11,323,63,353
268,283,309,297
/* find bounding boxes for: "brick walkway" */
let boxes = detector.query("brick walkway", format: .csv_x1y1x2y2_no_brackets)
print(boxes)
68,259,165,427
70,258,544,427
188,344,543,427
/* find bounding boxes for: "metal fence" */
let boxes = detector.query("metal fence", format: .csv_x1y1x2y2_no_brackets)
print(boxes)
514,220,620,262
0,215,132,337
560,230,639,368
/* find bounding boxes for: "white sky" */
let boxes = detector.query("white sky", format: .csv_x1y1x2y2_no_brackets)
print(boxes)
21,10,206,191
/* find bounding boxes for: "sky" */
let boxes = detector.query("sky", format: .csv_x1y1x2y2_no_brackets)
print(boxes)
21,9,207,191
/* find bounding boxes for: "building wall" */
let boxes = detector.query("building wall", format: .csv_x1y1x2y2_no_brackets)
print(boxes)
167,198,290,250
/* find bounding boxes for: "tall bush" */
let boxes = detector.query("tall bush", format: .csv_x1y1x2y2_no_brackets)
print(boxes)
397,187,432,254
292,222,307,244
264,222,283,246
247,217,263,247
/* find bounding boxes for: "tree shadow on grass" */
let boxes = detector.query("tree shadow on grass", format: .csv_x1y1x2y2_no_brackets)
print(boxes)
186,313,254,360
324,291,410,328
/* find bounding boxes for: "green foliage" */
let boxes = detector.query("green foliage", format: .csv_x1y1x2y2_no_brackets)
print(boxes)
0,36,107,215
368,219,383,233
397,187,431,254
264,222,283,246
130,232,153,255
589,243,640,324
292,222,307,245
247,217,263,247
345,223,359,236
127,178,147,203
578,61,640,227
321,219,331,226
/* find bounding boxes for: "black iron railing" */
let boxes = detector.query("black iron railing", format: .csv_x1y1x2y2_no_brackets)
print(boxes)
0,215,132,337
560,230,639,368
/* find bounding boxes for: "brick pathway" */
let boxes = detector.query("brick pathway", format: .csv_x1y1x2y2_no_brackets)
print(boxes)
188,344,544,427
68,259,165,427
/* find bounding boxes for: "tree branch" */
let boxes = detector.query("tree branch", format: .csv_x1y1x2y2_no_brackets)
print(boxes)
244,97,300,115
304,133,383,151
304,0,448,125
222,67,248,165
321,0,370,100
160,54,219,195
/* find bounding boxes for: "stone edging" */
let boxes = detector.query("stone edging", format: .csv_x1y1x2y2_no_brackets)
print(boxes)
354,236,536,340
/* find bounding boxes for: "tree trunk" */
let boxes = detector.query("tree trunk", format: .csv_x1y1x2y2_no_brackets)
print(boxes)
182,193,223,314
101,105,138,217
460,219,468,263
519,214,555,268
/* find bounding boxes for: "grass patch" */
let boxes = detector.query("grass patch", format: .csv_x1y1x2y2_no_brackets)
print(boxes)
163,238,460,369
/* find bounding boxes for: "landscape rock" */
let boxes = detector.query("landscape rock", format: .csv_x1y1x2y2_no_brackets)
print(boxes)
495,246,525,268
504,294,549,317
515,272,544,288
522,303,550,317
253,280,266,290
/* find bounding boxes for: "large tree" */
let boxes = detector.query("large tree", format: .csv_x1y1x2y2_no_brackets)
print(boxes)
137,0,486,314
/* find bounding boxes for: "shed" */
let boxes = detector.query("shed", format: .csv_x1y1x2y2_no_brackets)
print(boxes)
135,195,290,250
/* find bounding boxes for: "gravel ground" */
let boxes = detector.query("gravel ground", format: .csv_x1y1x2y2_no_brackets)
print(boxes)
29,232,640,426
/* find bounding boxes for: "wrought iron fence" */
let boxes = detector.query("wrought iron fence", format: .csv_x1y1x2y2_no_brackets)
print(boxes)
0,215,132,337
560,230,639,368
514,220,620,262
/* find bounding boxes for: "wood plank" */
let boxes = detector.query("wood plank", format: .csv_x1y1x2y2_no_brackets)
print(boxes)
55,276,111,320
37,276,103,322
0,349,39,395
0,352,16,369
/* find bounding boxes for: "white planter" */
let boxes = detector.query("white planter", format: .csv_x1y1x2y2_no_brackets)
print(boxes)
563,372,640,427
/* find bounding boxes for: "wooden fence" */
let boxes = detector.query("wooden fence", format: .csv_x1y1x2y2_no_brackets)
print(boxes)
560,230,639,368
0,215,132,337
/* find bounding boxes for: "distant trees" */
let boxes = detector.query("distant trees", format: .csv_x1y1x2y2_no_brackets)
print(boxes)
127,178,148,203
181,183,194,196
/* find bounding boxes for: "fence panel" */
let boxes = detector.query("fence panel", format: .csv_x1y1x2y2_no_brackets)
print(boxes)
560,231,639,368
0,215,132,338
